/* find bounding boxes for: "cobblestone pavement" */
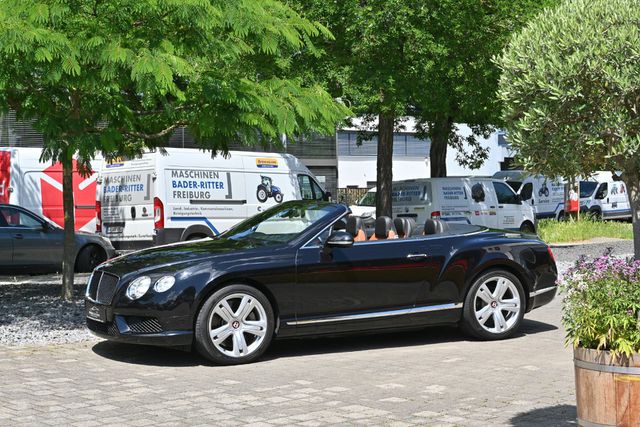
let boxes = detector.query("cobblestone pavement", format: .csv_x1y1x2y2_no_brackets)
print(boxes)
2,242,626,427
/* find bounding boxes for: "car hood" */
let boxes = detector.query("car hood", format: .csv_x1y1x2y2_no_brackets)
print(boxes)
97,238,263,276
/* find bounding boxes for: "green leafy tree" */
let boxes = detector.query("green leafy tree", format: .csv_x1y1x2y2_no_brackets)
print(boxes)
0,0,349,299
293,0,552,217
497,0,640,258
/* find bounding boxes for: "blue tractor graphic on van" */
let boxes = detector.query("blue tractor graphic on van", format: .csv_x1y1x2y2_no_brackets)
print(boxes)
257,175,283,203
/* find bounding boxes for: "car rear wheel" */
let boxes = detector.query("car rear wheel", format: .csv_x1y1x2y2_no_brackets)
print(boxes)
75,245,107,273
461,270,525,340
195,285,274,365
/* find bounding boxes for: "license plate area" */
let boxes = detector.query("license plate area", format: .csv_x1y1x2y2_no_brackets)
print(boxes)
106,226,124,235
85,301,107,323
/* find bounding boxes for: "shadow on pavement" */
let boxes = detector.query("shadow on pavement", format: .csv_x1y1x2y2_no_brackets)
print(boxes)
92,341,206,367
510,404,577,426
92,317,557,366
517,318,558,335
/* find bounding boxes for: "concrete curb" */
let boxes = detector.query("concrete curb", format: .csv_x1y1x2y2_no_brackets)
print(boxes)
549,238,631,248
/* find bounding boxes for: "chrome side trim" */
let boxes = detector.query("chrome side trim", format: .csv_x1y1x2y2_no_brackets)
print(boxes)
529,286,557,297
287,303,463,326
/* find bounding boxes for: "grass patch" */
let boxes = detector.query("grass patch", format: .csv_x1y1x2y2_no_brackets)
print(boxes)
537,218,633,243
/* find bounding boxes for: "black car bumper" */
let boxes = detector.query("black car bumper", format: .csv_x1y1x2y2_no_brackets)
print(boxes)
529,286,557,310
86,316,193,347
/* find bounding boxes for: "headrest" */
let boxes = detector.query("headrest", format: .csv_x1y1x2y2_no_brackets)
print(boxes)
394,217,415,238
424,218,447,235
346,215,363,236
405,217,417,235
375,216,394,238
393,218,405,237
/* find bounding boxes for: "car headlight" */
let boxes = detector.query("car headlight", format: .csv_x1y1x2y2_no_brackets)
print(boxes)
126,276,151,300
153,276,176,293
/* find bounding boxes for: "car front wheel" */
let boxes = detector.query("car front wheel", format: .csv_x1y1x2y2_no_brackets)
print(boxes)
195,285,274,365
461,270,525,340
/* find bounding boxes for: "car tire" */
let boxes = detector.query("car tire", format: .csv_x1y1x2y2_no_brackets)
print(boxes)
75,245,107,273
461,270,525,340
195,284,274,365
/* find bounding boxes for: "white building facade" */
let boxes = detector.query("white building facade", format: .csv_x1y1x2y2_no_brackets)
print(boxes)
337,118,514,188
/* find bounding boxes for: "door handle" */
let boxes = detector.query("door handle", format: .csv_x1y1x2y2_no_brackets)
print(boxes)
498,205,504,209
489,206,496,209
12,233,23,239
407,253,428,261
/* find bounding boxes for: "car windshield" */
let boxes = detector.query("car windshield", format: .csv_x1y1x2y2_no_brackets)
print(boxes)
356,192,376,207
580,181,598,198
221,202,335,245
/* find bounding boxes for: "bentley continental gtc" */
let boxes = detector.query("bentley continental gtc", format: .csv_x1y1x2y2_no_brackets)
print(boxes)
85,201,558,365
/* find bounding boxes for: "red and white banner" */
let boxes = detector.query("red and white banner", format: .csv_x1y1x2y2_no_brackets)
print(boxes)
40,160,97,231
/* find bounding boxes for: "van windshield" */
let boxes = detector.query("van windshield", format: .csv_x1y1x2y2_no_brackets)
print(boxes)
580,181,598,198
392,183,431,205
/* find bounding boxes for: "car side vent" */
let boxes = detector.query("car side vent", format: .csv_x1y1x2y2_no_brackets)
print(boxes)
89,271,120,305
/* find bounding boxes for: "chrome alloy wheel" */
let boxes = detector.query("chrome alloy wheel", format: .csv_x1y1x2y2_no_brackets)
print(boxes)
208,293,268,358
473,276,521,334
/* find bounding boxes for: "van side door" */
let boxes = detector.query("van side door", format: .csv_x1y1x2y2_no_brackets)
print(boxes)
466,180,498,228
493,181,523,230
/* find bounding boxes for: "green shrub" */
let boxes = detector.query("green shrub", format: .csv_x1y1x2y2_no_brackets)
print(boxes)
561,251,640,357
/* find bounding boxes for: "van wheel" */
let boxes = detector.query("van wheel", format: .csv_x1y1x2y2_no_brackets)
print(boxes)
519,221,535,234
195,285,274,365
557,210,566,221
186,234,206,241
75,245,107,272
588,208,602,220
274,193,283,203
256,187,268,203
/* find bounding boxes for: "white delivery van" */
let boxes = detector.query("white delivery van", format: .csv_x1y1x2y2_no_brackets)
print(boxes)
97,148,328,250
0,147,102,232
579,172,631,220
493,171,567,220
351,177,536,232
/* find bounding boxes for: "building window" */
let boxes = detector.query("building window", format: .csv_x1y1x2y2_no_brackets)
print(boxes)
337,131,429,157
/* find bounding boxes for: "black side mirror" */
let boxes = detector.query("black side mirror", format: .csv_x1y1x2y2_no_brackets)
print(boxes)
41,221,51,232
326,230,354,248
515,194,522,204
323,191,332,202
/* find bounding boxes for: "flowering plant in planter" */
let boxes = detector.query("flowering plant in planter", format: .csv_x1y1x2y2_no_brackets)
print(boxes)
561,249,640,357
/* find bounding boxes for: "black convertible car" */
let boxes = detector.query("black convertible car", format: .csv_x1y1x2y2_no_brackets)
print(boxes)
86,201,557,365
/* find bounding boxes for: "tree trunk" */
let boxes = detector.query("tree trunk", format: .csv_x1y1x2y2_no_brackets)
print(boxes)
627,175,640,259
376,113,394,218
61,149,76,301
429,116,453,178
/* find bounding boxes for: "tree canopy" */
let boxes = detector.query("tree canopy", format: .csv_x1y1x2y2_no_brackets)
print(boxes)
293,0,553,217
497,0,640,256
0,0,350,298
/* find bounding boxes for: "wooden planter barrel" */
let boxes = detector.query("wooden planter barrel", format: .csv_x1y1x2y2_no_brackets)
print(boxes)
574,347,640,426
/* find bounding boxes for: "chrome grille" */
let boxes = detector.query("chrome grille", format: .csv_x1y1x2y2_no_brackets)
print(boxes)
86,271,120,304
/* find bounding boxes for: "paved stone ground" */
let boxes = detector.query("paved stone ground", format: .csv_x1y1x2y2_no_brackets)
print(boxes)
2,241,632,427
